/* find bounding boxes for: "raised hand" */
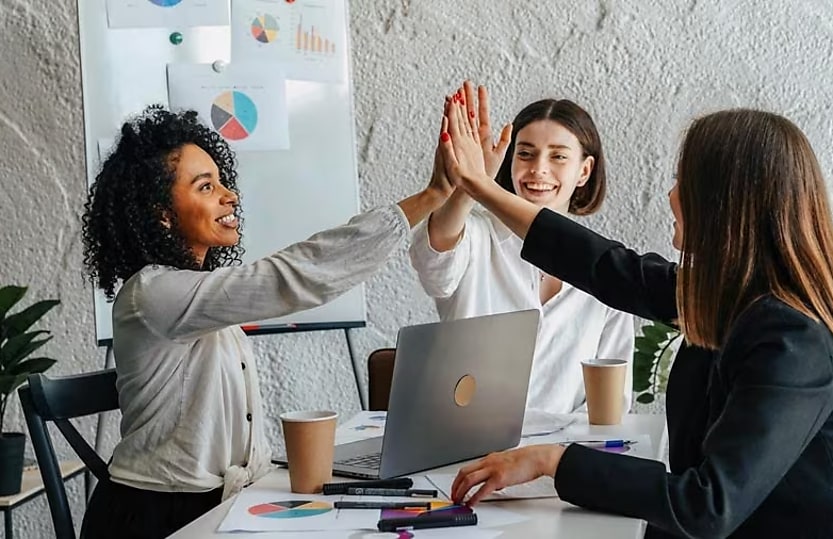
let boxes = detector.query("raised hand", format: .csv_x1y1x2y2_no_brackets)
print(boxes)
427,111,455,200
440,89,490,191
450,444,564,506
461,81,512,179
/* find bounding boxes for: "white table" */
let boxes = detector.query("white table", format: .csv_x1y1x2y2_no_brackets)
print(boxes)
169,413,667,538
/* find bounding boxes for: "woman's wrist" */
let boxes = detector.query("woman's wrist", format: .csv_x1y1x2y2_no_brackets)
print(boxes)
539,444,566,477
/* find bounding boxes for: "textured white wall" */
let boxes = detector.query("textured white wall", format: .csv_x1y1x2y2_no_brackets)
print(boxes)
1,0,832,536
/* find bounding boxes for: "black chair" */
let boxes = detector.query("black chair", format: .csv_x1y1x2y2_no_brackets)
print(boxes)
18,369,119,539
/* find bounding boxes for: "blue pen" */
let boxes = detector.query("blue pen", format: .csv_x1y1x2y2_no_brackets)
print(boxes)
573,439,635,448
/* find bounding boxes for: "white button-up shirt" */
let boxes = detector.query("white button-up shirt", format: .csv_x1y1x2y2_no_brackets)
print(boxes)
409,208,634,414
109,205,410,498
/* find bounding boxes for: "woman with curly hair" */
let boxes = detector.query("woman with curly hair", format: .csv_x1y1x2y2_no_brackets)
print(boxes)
79,105,453,538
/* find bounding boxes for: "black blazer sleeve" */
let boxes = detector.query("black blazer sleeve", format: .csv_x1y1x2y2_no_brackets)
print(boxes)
554,299,833,538
520,208,678,324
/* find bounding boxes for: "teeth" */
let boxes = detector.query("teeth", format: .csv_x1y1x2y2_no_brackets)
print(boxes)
218,214,236,224
524,182,555,191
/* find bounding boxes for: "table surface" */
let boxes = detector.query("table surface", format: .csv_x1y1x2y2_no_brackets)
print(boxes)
0,460,85,508
170,413,667,538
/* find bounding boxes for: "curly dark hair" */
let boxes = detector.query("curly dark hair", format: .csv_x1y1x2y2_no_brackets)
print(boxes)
81,105,244,299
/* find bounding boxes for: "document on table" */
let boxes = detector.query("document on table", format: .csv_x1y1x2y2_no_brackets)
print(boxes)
428,473,557,502
218,475,527,532
521,409,577,437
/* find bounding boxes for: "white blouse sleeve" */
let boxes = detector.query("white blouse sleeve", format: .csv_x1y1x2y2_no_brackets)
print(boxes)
129,204,410,341
408,214,478,299
595,308,636,413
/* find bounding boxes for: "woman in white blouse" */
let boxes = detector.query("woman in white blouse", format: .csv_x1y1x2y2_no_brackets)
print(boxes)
79,105,453,538
410,83,634,415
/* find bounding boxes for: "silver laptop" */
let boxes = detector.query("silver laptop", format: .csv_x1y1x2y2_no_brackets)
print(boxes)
331,309,539,479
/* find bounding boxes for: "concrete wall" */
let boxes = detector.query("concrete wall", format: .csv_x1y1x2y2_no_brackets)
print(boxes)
1,0,831,536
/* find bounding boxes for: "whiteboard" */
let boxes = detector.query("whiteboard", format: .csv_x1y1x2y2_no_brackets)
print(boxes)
78,0,365,345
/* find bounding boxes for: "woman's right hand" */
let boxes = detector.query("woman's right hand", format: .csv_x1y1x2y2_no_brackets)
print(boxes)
440,91,493,195
461,81,512,179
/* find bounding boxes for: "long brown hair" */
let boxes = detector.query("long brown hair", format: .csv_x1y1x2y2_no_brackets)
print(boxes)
494,99,606,215
676,109,833,349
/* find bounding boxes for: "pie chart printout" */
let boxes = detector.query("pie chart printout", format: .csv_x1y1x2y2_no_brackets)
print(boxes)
251,14,279,44
211,91,258,141
247,500,332,519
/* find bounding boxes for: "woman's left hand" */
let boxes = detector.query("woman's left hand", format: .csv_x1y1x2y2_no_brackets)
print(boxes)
451,444,565,506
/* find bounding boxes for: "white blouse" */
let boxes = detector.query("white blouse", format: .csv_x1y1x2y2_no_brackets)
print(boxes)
108,205,410,499
409,208,634,414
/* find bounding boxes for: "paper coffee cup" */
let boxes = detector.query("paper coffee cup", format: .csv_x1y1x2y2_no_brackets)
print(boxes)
581,359,628,425
280,410,338,493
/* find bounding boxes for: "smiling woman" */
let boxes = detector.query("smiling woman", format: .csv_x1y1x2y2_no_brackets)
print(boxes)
79,105,453,538
409,82,634,416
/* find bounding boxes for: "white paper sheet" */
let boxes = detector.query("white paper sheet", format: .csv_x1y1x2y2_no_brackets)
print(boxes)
218,475,526,533
167,62,290,152
231,0,346,82
521,409,577,438
429,472,558,502
106,0,229,29
337,410,387,444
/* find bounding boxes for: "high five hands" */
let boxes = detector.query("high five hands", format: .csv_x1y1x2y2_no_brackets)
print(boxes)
438,81,512,193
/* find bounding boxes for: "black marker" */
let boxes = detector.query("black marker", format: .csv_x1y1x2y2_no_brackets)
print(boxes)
345,487,437,497
377,512,478,532
322,478,413,495
334,501,431,510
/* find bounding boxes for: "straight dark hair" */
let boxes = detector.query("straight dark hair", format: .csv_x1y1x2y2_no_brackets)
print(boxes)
676,109,833,348
494,99,606,215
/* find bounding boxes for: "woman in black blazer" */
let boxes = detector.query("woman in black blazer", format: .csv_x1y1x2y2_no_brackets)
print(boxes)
439,93,833,538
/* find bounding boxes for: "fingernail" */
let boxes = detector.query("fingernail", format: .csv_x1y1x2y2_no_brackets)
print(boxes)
469,111,475,118
441,132,450,142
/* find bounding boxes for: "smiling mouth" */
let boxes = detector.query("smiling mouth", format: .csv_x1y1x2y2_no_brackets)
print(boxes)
216,214,238,227
522,182,557,193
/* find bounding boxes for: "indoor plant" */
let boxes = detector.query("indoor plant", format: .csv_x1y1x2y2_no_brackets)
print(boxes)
633,320,682,404
0,285,59,495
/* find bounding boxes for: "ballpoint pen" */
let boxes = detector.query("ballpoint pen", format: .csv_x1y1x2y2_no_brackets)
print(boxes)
345,487,437,497
334,501,431,510
571,439,636,448
322,478,413,495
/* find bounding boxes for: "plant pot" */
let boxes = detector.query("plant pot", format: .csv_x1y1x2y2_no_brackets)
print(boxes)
0,432,25,496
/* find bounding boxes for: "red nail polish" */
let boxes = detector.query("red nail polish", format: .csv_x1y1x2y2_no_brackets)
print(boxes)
469,111,475,118
441,132,450,142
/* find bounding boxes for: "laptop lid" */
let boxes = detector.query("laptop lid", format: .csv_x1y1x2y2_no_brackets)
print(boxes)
373,309,540,478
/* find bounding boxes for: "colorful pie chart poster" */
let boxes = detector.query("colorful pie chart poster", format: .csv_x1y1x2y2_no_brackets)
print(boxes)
105,0,229,29
231,0,346,83
167,62,290,151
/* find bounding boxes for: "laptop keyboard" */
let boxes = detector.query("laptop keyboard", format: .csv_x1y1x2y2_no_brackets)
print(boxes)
335,452,381,469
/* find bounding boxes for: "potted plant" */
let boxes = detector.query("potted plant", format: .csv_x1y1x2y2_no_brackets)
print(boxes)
633,320,682,404
0,285,59,495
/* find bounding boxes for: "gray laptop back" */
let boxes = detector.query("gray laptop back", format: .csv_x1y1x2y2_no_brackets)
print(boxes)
378,309,539,478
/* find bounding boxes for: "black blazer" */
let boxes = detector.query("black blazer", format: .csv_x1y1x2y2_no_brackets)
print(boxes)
521,208,833,538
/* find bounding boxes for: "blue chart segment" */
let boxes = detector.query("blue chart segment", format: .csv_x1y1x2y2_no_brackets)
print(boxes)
148,0,183,6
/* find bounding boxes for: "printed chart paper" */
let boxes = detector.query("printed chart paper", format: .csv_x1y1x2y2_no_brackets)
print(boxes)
167,62,290,151
231,0,346,82
106,0,229,29
429,473,558,502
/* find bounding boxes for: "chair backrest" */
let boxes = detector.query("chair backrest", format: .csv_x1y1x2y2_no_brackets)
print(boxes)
18,369,119,539
367,348,395,411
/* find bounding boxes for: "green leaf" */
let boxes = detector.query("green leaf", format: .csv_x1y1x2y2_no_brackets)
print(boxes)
0,374,30,396
2,300,60,339
636,392,655,404
0,331,51,370
634,336,659,353
0,286,26,322
9,357,57,376
642,324,671,343
632,377,652,392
